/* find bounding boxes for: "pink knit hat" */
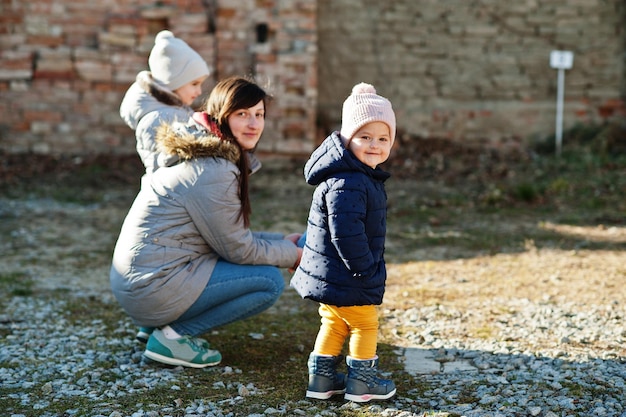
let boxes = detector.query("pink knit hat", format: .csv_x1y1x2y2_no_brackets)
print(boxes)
340,82,396,144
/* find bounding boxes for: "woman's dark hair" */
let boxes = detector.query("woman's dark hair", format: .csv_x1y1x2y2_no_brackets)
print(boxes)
205,76,270,227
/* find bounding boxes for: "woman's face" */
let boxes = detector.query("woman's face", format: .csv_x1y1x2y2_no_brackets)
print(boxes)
174,76,207,106
227,99,265,151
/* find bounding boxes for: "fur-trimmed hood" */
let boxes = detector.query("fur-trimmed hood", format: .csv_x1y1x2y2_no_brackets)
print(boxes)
155,117,241,165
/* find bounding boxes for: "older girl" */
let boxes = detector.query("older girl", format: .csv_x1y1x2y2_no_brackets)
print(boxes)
119,30,211,186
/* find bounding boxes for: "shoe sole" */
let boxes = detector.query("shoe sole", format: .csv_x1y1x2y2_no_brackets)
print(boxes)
344,388,396,403
143,350,221,368
306,389,346,400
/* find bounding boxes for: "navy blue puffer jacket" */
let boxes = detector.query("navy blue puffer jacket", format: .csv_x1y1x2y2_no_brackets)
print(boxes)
290,131,390,306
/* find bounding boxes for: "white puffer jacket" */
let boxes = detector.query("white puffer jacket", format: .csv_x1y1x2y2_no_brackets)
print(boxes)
119,71,191,182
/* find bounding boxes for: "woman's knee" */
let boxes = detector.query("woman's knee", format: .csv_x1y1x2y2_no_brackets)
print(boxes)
260,266,285,295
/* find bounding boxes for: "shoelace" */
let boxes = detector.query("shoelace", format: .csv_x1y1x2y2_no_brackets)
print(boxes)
182,335,206,352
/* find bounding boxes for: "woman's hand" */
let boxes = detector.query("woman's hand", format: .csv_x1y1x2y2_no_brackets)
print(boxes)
289,247,303,273
284,233,303,246
284,233,303,273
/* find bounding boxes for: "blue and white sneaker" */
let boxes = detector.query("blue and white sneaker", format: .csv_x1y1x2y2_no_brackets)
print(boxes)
137,326,210,348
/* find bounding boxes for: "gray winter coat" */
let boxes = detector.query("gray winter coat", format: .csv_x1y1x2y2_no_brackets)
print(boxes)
110,116,299,327
119,71,191,179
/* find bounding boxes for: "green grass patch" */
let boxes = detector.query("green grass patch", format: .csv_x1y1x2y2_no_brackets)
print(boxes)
0,271,34,297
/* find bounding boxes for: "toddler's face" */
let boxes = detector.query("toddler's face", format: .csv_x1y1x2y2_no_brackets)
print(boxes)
348,121,392,168
174,75,208,106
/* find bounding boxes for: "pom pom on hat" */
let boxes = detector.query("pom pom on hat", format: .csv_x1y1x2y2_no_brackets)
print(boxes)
148,30,211,91
340,82,396,144
351,82,377,95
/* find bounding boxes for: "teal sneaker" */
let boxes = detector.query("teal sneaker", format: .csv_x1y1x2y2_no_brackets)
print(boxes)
144,329,222,368
136,327,154,344
137,326,210,348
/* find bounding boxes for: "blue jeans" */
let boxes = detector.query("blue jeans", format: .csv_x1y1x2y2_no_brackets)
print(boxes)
169,259,285,337
297,231,306,248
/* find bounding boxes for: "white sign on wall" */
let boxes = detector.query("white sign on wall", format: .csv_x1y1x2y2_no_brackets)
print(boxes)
550,50,574,70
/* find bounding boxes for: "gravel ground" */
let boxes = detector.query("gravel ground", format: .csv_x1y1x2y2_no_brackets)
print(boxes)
2,282,625,417
1,162,626,416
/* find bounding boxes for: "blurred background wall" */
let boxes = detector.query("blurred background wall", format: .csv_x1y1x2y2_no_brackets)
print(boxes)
0,0,623,156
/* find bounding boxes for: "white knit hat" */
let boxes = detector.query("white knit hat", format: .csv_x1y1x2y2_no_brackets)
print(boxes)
340,82,396,144
148,30,210,91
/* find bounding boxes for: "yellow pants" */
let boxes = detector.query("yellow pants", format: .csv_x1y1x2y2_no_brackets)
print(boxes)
313,303,378,360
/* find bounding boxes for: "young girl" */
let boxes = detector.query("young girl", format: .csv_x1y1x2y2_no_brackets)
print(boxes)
110,76,303,368
119,30,211,185
291,83,397,402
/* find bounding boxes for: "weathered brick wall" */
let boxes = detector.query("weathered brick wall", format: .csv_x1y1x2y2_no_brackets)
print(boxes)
213,1,317,154
0,0,624,157
318,0,625,144
0,0,317,156
0,0,214,154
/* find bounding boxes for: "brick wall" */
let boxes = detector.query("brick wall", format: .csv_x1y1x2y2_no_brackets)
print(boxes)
318,0,625,144
0,0,317,156
0,0,624,157
213,1,317,154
